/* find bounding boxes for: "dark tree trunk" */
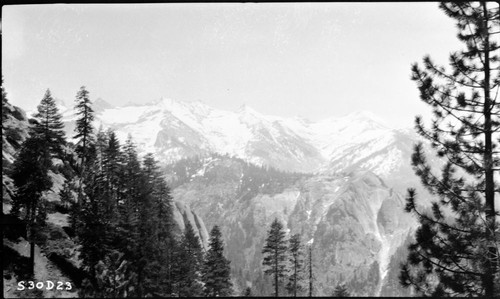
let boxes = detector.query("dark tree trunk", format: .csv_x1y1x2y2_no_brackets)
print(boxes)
275,249,279,297
481,2,496,297
309,246,312,297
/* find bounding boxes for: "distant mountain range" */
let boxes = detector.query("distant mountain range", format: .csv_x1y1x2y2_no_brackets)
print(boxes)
58,98,422,182
53,97,437,295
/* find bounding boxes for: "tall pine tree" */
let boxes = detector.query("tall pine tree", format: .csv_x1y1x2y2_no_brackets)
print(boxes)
10,89,67,276
72,86,95,240
142,153,176,296
103,130,122,205
78,165,115,284
115,135,141,260
286,233,304,297
32,89,66,158
73,85,95,166
10,135,52,276
202,225,233,297
400,2,499,297
59,179,75,210
77,129,121,291
173,221,204,297
262,218,288,297
307,244,314,297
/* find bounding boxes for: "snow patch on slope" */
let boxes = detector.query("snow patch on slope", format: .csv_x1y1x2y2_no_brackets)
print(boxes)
61,97,407,175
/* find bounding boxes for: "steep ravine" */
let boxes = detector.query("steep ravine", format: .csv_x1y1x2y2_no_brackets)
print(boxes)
170,157,418,296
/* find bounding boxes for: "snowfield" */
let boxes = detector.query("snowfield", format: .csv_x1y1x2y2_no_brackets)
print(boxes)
60,97,410,175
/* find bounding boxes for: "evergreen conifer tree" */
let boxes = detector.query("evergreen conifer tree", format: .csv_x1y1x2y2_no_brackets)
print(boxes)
121,135,142,206
332,283,350,297
142,154,175,241
94,136,138,296
286,233,304,297
77,129,121,289
10,135,52,275
32,89,66,158
119,138,168,297
78,168,114,281
71,126,106,239
202,225,233,297
174,221,204,297
307,245,314,297
82,250,136,298
73,86,95,165
166,236,181,296
94,126,108,172
105,130,122,201
143,153,176,296
59,179,75,210
61,179,80,235
262,218,288,297
10,89,67,276
400,2,499,297
140,153,163,296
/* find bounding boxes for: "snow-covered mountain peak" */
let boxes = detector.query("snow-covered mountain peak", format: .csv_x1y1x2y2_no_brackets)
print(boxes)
341,110,390,129
236,104,287,127
236,104,256,114
93,98,114,112
237,104,268,124
150,97,213,118
157,97,181,110
186,100,213,116
59,96,413,174
236,104,266,118
143,97,184,110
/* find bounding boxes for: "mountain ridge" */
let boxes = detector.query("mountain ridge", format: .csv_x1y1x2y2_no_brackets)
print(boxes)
57,97,417,178
165,154,417,295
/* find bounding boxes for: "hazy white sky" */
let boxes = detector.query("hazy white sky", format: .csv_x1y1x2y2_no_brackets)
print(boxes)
2,3,462,128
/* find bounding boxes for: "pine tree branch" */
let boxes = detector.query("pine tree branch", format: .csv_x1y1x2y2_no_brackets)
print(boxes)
417,126,484,172
431,232,485,276
428,59,483,88
450,54,487,87
414,250,483,277
492,85,500,108
432,86,486,112
409,196,471,234
458,5,486,66
413,69,484,132
434,99,485,133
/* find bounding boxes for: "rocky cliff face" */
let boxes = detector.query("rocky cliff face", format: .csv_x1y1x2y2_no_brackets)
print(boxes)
171,200,209,249
168,155,417,296
2,99,30,202
2,100,30,163
305,172,415,295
